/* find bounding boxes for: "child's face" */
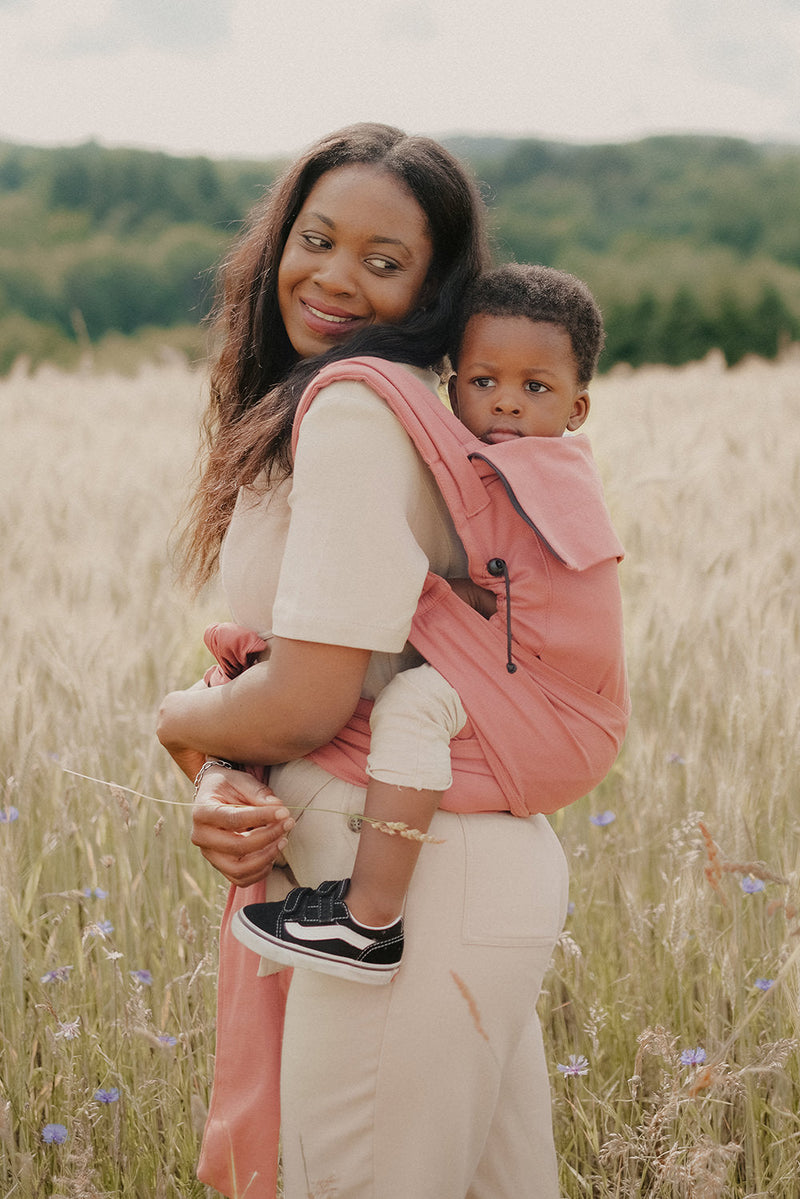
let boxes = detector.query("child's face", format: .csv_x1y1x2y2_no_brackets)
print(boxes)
449,314,590,444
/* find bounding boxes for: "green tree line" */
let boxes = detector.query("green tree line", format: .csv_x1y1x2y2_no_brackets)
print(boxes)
1,134,799,374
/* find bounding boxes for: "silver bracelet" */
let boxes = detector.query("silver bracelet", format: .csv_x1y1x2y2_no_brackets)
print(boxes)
193,758,239,796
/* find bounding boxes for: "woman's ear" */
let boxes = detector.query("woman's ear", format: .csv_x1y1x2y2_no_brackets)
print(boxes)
447,372,459,415
566,391,590,432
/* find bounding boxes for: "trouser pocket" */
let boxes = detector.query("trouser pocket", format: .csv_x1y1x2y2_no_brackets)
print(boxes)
460,812,569,947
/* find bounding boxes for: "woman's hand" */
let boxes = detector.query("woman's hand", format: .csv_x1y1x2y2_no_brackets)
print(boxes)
191,765,296,888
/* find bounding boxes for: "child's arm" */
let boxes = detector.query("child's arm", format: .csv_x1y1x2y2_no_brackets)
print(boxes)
448,577,497,618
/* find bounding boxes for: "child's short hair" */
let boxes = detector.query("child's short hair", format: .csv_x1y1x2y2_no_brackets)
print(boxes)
451,263,605,386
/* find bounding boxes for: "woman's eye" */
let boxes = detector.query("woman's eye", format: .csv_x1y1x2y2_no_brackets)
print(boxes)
301,232,331,250
366,256,400,273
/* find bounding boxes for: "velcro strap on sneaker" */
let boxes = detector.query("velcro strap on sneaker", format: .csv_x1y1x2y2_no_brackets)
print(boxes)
284,880,349,923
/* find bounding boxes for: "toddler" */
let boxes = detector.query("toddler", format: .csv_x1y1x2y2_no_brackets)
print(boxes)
233,263,617,982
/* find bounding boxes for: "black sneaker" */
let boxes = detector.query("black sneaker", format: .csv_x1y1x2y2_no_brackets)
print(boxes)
232,879,403,985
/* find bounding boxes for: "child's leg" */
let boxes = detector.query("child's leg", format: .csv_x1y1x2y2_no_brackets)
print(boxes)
231,666,467,983
345,663,468,926
344,780,441,927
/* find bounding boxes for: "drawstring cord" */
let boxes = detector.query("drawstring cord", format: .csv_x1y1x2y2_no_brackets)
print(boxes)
487,558,517,673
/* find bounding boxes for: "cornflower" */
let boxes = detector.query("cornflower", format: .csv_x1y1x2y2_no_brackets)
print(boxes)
42,1123,68,1144
741,875,765,894
86,919,114,938
590,810,616,827
0,807,19,823
755,978,775,991
557,1054,589,1077
130,969,153,985
94,1088,120,1104
680,1046,707,1066
40,965,73,984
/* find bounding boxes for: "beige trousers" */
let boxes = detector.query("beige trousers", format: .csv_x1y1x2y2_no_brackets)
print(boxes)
270,759,568,1199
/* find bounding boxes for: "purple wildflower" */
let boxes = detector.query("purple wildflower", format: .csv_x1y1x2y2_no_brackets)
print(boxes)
566,901,576,916
157,1034,177,1048
590,810,616,827
87,919,114,938
0,807,19,823
130,969,153,986
94,1087,120,1104
42,1123,68,1144
40,965,73,984
680,1046,707,1066
755,978,775,991
83,887,109,899
557,1054,589,1077
741,876,765,894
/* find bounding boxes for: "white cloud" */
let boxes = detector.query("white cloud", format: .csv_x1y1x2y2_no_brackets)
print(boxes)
669,0,800,82
1,0,799,156
65,0,232,53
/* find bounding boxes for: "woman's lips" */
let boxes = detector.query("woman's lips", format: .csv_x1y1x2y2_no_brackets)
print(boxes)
300,298,366,338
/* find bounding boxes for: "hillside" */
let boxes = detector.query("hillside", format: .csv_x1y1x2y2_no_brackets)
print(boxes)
2,134,799,373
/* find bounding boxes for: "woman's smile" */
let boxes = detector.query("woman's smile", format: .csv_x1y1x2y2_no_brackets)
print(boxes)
298,297,367,339
278,163,434,360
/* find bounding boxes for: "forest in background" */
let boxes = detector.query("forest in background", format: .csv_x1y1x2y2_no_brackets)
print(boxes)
2,132,800,375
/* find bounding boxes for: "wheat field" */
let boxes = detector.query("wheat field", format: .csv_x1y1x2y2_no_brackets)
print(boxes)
1,349,799,1197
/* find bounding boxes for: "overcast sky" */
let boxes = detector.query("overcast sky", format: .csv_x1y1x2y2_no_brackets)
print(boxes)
2,0,799,160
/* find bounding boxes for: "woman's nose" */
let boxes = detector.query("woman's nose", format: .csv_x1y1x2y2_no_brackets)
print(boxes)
312,252,356,295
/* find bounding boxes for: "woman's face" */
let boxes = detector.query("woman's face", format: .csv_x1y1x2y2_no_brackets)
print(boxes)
278,164,434,360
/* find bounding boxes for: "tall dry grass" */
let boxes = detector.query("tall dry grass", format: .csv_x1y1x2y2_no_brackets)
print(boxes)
1,349,799,1196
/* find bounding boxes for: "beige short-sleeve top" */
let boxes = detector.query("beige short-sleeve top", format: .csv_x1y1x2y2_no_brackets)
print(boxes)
219,365,467,700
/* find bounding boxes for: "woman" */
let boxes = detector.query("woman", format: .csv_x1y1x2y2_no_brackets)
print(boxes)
158,123,569,1199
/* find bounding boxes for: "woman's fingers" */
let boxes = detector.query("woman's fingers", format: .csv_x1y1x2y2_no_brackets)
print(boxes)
193,820,289,886
191,812,289,855
190,768,295,886
203,846,283,888
196,797,293,833
194,768,295,829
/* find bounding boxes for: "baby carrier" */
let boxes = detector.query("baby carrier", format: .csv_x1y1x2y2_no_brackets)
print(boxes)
295,357,630,817
197,355,631,1197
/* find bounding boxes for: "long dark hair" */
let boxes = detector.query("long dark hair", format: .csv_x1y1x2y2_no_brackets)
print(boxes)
181,122,490,588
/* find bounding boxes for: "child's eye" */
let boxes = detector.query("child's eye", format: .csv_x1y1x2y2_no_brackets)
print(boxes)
525,381,548,394
472,377,494,389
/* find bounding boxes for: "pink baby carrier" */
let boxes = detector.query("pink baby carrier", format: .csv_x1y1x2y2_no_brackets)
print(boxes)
197,356,629,1198
299,356,630,814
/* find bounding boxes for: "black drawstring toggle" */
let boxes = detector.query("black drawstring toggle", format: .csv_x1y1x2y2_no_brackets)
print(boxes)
487,558,517,673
